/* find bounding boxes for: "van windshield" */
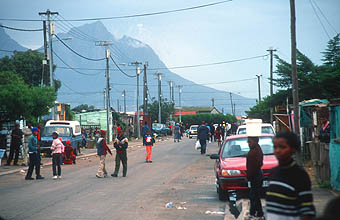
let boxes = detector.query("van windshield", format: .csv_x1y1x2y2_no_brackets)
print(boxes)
42,127,71,137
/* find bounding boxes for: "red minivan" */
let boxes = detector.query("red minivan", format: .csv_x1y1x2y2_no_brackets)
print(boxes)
210,134,278,201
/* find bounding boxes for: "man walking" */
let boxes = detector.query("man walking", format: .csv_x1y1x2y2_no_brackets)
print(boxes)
246,136,264,219
141,121,150,146
22,122,32,166
96,130,112,178
6,123,23,166
25,127,44,180
111,130,128,177
197,121,209,155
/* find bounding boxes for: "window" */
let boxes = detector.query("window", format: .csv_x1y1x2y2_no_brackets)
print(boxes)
75,125,80,133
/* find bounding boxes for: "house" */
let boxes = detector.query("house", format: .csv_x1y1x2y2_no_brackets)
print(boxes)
173,106,221,117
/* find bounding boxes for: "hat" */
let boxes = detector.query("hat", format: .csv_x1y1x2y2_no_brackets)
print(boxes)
117,127,121,132
66,140,71,145
52,131,59,136
32,127,38,132
100,130,106,135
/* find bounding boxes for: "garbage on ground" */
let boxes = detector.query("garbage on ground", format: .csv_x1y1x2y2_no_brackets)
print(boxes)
165,202,174,208
19,170,26,175
205,210,225,215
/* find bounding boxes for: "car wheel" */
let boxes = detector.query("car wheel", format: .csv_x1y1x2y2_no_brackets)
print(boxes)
217,184,229,201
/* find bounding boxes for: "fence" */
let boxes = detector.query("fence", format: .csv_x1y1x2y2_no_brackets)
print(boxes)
307,141,330,183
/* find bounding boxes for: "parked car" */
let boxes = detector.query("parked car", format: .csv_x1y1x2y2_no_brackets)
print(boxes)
210,134,278,201
236,123,275,135
188,125,199,138
152,123,170,136
40,120,82,156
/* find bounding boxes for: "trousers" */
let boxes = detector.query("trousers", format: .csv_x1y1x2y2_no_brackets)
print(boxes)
113,151,127,177
97,155,107,177
52,153,62,176
7,143,20,165
26,153,40,178
145,146,152,161
249,173,264,217
199,140,207,154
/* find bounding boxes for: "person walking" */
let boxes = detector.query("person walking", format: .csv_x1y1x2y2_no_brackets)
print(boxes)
37,123,43,165
174,123,181,142
6,123,23,166
246,136,264,219
266,132,315,219
215,126,222,148
25,127,44,180
22,122,32,166
197,121,209,155
96,130,112,178
62,140,76,165
51,132,63,179
111,130,128,177
144,130,155,163
141,121,150,146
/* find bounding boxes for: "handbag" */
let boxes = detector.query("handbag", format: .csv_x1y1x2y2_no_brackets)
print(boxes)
195,140,201,150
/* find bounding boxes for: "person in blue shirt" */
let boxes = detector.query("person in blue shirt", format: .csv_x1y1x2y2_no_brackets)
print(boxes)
25,127,44,180
141,121,150,146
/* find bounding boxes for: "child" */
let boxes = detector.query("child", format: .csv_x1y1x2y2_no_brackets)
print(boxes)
96,130,112,178
25,127,44,180
266,132,316,219
62,140,76,165
215,129,222,148
111,130,128,177
144,130,155,163
50,131,63,179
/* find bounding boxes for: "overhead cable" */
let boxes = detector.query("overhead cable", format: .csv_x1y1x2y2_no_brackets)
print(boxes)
0,24,42,31
109,55,136,78
312,0,338,35
309,0,331,39
54,34,105,61
0,1,232,22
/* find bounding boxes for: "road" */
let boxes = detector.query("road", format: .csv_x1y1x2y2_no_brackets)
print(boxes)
0,138,226,220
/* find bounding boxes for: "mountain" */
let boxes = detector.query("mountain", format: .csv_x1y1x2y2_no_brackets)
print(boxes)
0,22,256,115
0,24,28,57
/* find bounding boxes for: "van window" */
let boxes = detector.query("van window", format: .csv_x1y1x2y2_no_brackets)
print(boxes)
42,127,71,137
75,125,80,133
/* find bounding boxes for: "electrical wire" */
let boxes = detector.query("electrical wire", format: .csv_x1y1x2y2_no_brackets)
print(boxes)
312,0,338,35
110,55,136,78
54,34,105,61
0,24,42,31
182,78,256,86
309,0,331,39
0,1,232,22
53,51,104,76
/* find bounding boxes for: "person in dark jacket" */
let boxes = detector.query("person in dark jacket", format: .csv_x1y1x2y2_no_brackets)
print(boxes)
96,130,112,178
6,123,23,166
111,130,128,177
25,127,44,180
246,136,264,219
197,121,209,154
141,121,150,146
317,117,330,143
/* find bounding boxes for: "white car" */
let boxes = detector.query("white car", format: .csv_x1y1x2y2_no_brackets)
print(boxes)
189,125,199,138
236,123,275,135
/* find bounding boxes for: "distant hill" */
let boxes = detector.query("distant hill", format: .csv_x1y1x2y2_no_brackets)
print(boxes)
0,22,256,115
0,25,27,57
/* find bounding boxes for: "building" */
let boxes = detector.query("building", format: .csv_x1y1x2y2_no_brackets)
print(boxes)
173,106,221,117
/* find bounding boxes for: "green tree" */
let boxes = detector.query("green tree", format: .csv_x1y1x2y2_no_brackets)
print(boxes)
144,98,175,123
72,104,96,113
181,113,236,126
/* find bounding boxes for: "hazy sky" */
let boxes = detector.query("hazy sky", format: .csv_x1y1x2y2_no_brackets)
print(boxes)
1,0,339,99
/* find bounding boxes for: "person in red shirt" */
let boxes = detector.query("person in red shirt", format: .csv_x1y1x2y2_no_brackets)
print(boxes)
62,140,76,164
96,130,112,178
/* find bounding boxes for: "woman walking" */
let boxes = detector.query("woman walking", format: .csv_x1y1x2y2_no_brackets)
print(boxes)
51,131,64,179
174,123,181,142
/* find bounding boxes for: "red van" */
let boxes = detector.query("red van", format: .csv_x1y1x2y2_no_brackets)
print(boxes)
210,134,278,201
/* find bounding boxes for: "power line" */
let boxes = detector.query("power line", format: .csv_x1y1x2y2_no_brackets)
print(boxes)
309,0,331,39
0,0,232,22
0,24,42,31
183,78,256,86
53,51,104,76
109,55,136,78
312,0,338,35
54,34,106,61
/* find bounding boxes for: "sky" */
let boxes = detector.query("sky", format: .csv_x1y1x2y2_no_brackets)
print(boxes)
1,0,339,100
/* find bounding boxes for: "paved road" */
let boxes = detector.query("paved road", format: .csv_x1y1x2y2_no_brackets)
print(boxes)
0,138,226,220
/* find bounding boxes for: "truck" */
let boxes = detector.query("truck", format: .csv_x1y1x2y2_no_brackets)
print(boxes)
40,120,82,156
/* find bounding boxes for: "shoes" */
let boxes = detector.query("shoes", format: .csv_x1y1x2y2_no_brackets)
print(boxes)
123,175,126,177
148,161,152,163
111,174,118,177
22,163,27,166
25,177,34,180
36,176,44,180
145,160,148,163
52,176,58,180
13,163,19,166
104,174,108,178
58,176,62,179
96,174,102,178
4,164,10,166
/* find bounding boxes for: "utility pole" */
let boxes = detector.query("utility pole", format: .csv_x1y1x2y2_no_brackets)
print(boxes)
130,61,142,138
117,99,120,113
267,47,277,124
178,86,183,123
256,74,262,102
41,20,48,86
157,73,162,124
39,9,58,120
211,98,215,107
169,80,174,103
233,104,236,116
290,0,301,164
143,62,148,115
96,41,113,143
103,89,106,109
122,89,126,114
222,108,224,114
229,92,234,116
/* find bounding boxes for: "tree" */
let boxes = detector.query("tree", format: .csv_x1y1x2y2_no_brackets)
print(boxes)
144,98,175,123
0,71,56,121
322,34,340,67
181,113,236,126
72,104,96,113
